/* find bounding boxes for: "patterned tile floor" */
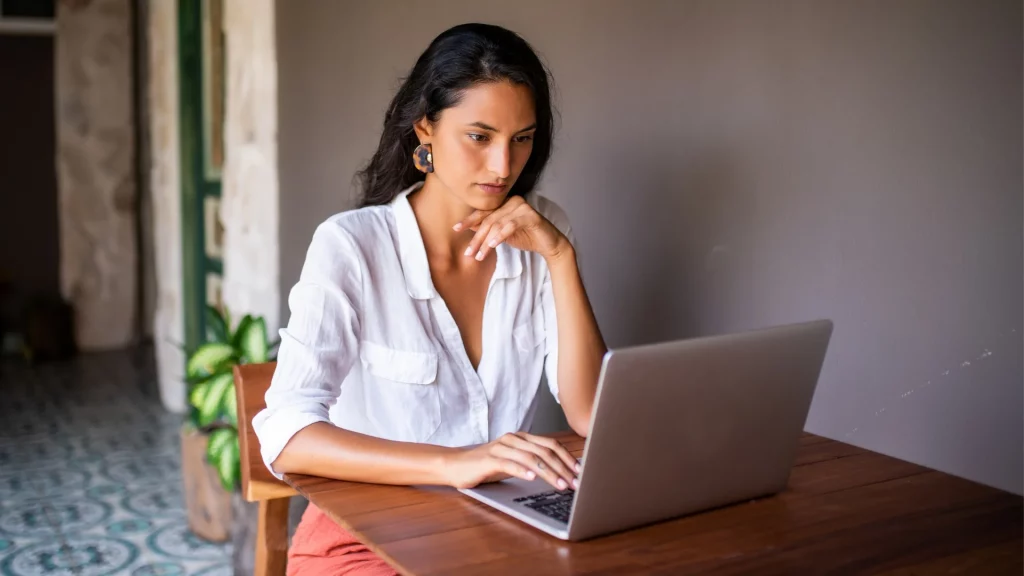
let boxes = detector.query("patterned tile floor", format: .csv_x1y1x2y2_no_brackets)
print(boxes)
0,348,232,576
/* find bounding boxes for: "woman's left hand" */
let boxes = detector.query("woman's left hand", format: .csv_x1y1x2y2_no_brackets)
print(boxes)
453,196,571,263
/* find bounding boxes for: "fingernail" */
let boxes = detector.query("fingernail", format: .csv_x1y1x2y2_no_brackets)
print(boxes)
572,478,580,489
526,471,536,480
475,251,484,261
487,239,497,247
557,479,567,490
464,247,473,257
453,223,462,231
575,463,582,473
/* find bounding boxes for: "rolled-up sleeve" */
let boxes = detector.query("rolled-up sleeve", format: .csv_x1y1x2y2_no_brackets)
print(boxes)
252,221,362,478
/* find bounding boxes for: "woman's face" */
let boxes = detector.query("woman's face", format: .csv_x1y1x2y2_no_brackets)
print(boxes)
416,81,537,211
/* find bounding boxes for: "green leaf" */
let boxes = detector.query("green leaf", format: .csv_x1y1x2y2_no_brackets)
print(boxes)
186,409,201,429
215,432,241,491
197,372,233,427
188,377,213,411
235,316,268,364
232,314,253,349
206,427,235,464
231,313,252,350
223,305,232,336
186,342,236,383
222,385,238,427
205,305,229,344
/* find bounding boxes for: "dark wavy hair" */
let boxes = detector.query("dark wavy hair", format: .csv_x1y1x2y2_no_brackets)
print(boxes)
356,23,554,207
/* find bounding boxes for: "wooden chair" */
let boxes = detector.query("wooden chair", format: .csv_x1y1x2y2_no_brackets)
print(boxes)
234,362,296,576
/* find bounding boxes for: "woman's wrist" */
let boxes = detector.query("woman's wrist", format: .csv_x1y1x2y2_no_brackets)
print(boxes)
544,237,576,268
435,445,467,487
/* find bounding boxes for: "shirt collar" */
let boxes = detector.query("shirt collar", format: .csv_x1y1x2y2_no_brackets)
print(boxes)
390,181,523,300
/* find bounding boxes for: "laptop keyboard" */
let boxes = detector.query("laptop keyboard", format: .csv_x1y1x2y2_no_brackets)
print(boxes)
514,489,576,523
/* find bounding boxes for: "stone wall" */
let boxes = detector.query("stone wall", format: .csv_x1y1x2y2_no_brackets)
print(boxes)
147,0,186,412
222,0,280,335
55,0,137,350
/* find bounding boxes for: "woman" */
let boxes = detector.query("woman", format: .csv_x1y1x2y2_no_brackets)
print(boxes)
253,23,606,575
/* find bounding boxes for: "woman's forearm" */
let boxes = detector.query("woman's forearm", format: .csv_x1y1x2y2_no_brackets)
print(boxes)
271,422,457,485
546,243,607,436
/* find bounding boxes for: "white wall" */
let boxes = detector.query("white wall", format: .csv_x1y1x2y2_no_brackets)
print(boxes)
276,0,1023,493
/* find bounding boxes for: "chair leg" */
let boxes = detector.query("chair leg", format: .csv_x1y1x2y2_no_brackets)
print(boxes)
255,497,289,576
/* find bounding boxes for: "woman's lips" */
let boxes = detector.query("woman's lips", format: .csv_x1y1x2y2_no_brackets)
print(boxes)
477,183,507,194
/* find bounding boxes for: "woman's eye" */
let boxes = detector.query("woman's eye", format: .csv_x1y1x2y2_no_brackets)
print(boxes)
514,135,534,143
468,133,487,142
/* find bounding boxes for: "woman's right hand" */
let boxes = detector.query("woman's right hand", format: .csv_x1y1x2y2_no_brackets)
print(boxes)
444,432,581,491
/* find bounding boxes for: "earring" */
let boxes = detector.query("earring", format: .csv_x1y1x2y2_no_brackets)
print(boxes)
413,143,434,174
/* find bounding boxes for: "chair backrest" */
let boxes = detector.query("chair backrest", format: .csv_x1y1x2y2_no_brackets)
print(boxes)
234,362,297,502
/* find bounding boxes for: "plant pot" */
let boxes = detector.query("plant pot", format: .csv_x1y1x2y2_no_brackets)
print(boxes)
180,426,233,542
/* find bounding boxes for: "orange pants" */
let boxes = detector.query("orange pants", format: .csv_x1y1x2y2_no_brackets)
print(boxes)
287,503,398,575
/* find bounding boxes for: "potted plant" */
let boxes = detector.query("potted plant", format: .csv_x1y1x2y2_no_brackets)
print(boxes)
181,305,274,542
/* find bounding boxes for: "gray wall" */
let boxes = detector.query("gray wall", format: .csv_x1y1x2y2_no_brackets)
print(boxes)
277,0,1023,494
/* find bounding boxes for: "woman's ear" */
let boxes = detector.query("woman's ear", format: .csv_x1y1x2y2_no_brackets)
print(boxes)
413,117,433,143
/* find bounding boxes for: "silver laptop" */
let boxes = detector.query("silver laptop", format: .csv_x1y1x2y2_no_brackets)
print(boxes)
459,319,834,541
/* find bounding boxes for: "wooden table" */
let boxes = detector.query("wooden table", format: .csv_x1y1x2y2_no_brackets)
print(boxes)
284,431,1023,575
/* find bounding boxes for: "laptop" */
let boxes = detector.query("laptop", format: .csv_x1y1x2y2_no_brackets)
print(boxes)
458,319,834,541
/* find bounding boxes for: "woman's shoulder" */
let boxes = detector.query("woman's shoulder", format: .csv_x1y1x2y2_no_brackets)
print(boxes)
304,204,395,264
523,190,573,238
316,204,393,243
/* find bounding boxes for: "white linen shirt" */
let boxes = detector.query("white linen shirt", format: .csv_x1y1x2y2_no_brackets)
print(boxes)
253,181,573,478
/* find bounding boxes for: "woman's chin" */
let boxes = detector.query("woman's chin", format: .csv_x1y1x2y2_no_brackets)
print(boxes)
466,189,507,211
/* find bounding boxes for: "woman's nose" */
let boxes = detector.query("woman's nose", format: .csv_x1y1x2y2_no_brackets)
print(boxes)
487,144,511,179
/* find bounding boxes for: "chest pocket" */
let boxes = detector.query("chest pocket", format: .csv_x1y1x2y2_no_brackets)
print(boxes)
359,340,441,442
512,317,545,354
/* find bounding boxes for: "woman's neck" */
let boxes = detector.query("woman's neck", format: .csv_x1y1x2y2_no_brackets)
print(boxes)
408,176,480,267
